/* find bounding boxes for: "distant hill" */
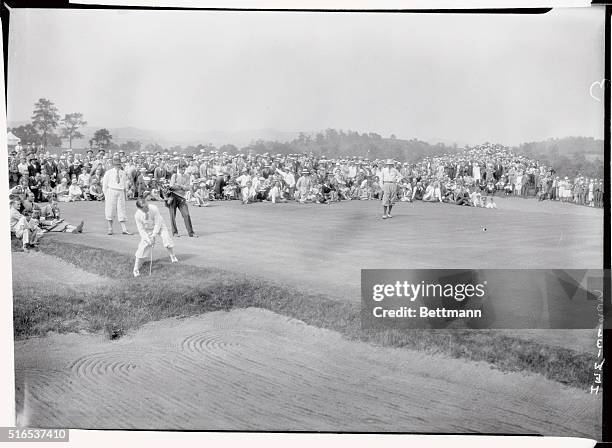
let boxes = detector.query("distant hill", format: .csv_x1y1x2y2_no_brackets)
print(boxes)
240,129,460,163
86,127,304,148
7,121,603,163
73,126,304,149
7,121,304,148
512,137,603,157
512,136,604,178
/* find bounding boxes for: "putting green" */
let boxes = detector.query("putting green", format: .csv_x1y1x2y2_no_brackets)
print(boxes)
48,197,603,302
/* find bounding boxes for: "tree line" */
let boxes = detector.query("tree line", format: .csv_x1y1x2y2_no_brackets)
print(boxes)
9,98,113,150
512,137,604,178
8,98,603,178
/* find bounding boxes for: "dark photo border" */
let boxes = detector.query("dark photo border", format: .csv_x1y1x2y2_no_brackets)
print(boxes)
1,1,609,442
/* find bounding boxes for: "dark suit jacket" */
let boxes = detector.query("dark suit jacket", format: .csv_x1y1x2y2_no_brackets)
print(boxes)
69,165,82,179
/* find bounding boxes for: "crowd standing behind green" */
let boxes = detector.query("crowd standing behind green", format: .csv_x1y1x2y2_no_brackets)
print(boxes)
7,142,605,249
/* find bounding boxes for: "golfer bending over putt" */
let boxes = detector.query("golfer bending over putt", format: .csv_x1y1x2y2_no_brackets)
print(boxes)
133,197,178,277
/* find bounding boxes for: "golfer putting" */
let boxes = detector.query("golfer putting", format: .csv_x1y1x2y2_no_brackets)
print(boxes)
133,197,178,278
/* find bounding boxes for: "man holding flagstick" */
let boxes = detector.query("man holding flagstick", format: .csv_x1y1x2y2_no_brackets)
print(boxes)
133,197,178,278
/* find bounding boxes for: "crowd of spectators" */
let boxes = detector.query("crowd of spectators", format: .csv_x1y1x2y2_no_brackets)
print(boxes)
7,141,604,250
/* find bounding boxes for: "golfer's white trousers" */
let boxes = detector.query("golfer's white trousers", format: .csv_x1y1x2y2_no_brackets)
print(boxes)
105,188,127,222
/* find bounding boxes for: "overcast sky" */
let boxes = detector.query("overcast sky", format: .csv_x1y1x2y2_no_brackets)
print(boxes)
7,7,605,145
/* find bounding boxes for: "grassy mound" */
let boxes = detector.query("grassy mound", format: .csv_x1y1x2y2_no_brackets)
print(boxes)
12,238,596,388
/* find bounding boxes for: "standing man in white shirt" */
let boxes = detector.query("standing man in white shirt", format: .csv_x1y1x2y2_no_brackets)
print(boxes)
102,155,132,235
132,197,178,277
380,159,400,219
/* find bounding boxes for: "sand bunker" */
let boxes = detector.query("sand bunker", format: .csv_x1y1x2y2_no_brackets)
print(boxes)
14,308,600,436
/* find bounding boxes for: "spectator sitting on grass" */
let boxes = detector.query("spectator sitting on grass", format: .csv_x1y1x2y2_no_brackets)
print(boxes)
358,177,373,200
9,177,31,198
412,181,425,201
55,178,70,202
442,183,455,203
371,176,382,199
192,182,211,206
423,181,443,202
399,181,413,202
78,169,92,200
58,168,69,185
222,182,238,201
348,180,360,199
241,179,255,204
41,177,54,201
295,170,312,203
469,187,483,207
39,195,61,221
91,165,105,183
38,195,84,233
495,178,505,192
10,200,43,252
319,177,336,203
268,181,284,203
20,193,40,215
454,185,471,206
68,175,83,201
89,178,105,201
